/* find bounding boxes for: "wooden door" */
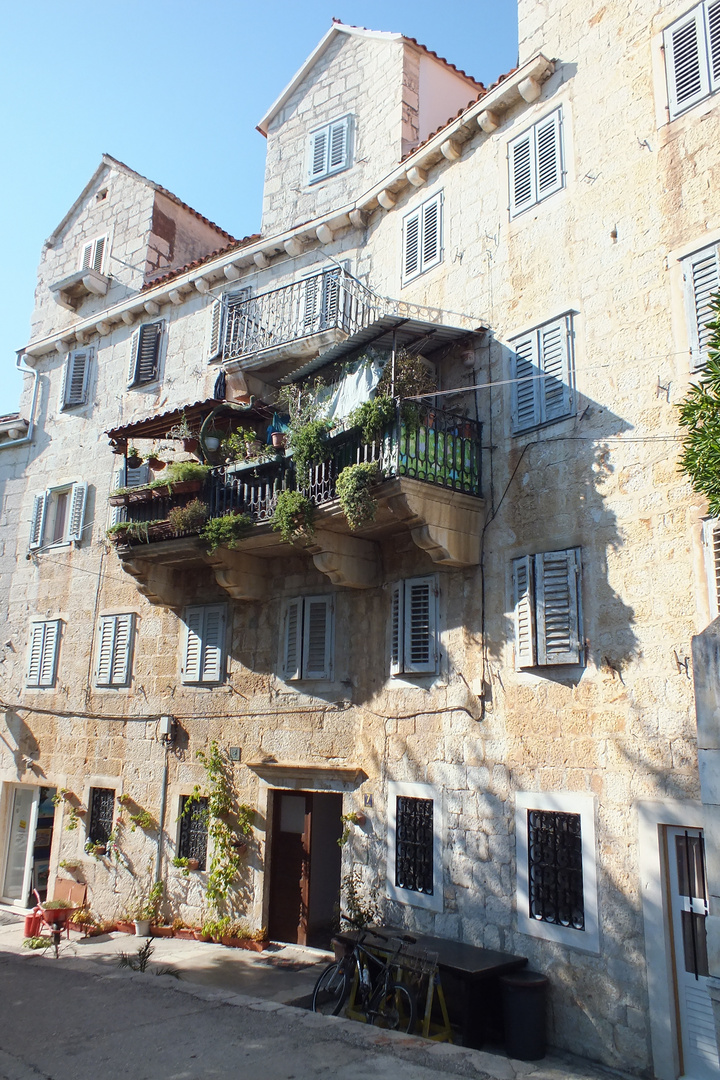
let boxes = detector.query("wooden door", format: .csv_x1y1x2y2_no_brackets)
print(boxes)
268,791,311,945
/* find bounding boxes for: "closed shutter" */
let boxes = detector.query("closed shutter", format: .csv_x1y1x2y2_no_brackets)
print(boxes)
128,323,162,386
513,556,536,669
29,492,48,550
27,620,60,687
683,246,720,368
509,132,535,216
182,607,204,683
303,275,320,331
535,549,581,665
706,0,720,91
309,128,328,180
93,236,106,273
27,623,46,686
302,596,333,680
200,605,225,683
539,317,572,422
328,117,350,173
67,482,88,542
665,6,709,118
321,270,341,329
208,298,224,362
421,195,442,274
390,582,402,675
96,617,116,686
403,576,437,674
702,518,720,617
283,598,302,680
97,614,134,686
511,333,540,432
81,242,94,270
403,209,421,281
62,349,91,408
535,110,563,200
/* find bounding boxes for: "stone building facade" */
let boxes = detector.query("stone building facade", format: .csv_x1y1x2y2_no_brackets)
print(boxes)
1,7,719,1077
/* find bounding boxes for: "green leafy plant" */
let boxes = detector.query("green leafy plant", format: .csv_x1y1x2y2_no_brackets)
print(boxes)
172,856,191,877
43,899,72,910
336,462,380,530
168,498,209,533
200,512,253,552
129,810,156,833
52,788,70,807
376,346,438,400
202,915,231,939
167,413,196,441
338,811,365,848
222,427,260,462
289,419,332,480
128,879,164,922
271,490,315,543
349,395,396,443
106,519,167,544
678,302,720,515
151,461,209,488
65,805,82,831
58,858,81,871
23,936,49,950
84,839,107,859
341,868,381,929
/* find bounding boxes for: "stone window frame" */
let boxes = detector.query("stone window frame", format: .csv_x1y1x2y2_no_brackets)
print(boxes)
515,791,599,953
386,780,443,914
307,114,353,184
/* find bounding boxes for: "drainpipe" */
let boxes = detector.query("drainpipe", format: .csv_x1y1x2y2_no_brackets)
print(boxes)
155,744,169,885
0,352,39,451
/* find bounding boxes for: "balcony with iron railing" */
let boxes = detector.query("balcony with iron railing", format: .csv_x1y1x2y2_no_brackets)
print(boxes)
112,402,486,602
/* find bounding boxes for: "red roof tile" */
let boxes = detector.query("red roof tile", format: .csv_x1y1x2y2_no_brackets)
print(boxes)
142,233,262,290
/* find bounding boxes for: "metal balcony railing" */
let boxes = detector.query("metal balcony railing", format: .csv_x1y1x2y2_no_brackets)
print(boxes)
120,402,482,542
223,268,380,363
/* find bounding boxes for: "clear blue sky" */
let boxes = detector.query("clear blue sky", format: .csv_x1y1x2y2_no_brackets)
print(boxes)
0,0,518,410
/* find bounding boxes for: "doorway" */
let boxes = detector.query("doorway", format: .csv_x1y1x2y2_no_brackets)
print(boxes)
267,789,342,947
667,826,720,1080
2,785,57,907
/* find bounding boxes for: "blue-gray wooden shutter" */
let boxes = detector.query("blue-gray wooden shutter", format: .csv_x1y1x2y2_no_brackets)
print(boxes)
302,596,333,680
96,614,134,686
182,607,204,683
328,117,350,174
309,127,329,181
664,5,709,118
535,110,563,201
539,317,572,422
706,0,720,93
513,556,536,669
535,548,582,665
29,492,48,550
208,298,224,362
509,130,534,216
390,581,403,675
62,348,91,408
200,605,226,683
283,598,303,680
511,332,540,432
403,576,437,674
683,245,720,368
67,482,88,543
421,194,442,274
403,208,421,282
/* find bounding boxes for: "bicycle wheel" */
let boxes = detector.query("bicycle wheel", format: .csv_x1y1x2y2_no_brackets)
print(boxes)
371,980,416,1033
312,961,351,1016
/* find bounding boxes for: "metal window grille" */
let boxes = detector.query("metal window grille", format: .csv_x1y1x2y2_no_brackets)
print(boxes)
527,809,584,929
89,787,115,845
178,796,209,870
395,796,434,895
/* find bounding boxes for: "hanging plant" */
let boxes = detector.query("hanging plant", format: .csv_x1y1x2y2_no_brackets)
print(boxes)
271,490,315,543
336,462,380,530
200,512,253,553
289,419,332,481
349,395,396,444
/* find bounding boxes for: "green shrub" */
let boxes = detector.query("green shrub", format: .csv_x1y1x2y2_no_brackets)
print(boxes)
349,395,396,443
200,512,253,552
289,419,331,480
271,490,315,543
168,498,208,533
151,461,209,488
336,462,380,530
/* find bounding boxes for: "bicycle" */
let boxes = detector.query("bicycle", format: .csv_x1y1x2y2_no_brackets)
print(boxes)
312,924,417,1033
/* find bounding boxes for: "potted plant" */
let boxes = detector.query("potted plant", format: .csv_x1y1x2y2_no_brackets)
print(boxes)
172,919,197,940
126,446,143,470
200,512,252,553
271,490,315,543
167,499,209,534
129,879,163,937
336,462,380,530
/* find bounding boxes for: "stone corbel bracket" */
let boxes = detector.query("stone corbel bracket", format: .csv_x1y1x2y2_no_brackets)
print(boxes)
122,559,183,611
204,549,268,600
384,478,486,567
307,529,381,589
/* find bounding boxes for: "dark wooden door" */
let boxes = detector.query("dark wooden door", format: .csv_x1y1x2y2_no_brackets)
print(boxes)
268,791,312,945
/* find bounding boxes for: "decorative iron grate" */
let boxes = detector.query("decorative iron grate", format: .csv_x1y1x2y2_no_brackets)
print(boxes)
396,796,434,895
527,809,584,929
89,787,115,845
178,796,209,869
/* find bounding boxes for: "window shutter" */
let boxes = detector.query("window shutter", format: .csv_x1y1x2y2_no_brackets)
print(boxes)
208,298,224,362
96,617,116,685
136,323,161,384
535,111,563,200
111,614,134,685
513,556,536,669
665,7,709,118
29,492,48,550
200,605,225,683
683,246,720,368
28,620,60,687
539,318,571,422
403,209,421,281
309,128,328,180
302,596,333,679
509,132,535,216
535,549,581,665
702,518,720,617
63,349,91,407
126,463,149,488
128,328,141,386
283,598,302,680
706,0,720,92
328,117,349,173
81,242,93,270
303,275,320,331
321,270,341,329
27,623,46,685
93,236,106,273
67,482,88,542
182,607,204,683
421,195,442,273
511,333,540,432
390,581,403,675
403,576,437,674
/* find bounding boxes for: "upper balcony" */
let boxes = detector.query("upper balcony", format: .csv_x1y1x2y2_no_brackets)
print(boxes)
109,401,485,604
219,268,481,383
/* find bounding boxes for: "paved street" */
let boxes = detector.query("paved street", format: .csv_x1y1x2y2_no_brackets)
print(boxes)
0,917,628,1080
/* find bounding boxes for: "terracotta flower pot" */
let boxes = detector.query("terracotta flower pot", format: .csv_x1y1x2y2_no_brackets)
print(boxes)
114,920,135,934
194,930,213,942
173,928,197,940
151,926,174,937
186,858,200,871
271,431,286,449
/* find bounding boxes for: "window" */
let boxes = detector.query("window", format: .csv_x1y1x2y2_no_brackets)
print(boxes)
682,244,720,369
80,235,107,274
390,576,438,676
178,795,209,870
128,322,163,387
95,614,135,687
26,620,61,687
664,2,720,120
515,791,599,952
181,604,227,684
308,116,352,183
208,288,253,363
61,347,92,409
510,315,574,432
281,595,334,681
512,548,582,668
508,108,564,217
88,787,115,846
28,482,88,550
387,781,442,913
702,518,720,617
403,193,442,284
110,462,149,527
